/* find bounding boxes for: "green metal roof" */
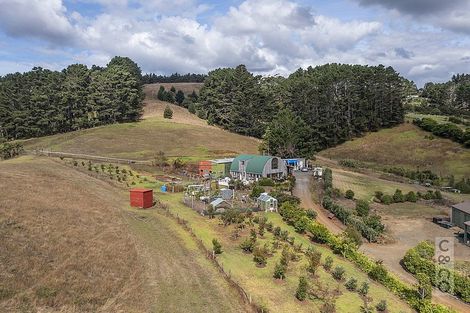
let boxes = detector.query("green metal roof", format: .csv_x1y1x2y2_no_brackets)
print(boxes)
230,154,272,175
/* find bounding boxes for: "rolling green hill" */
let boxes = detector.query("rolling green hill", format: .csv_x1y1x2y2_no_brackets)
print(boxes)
22,84,259,161
319,122,470,178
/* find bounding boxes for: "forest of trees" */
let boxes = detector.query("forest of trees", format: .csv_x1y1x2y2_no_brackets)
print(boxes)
142,72,206,84
0,57,144,141
419,74,470,116
196,64,406,157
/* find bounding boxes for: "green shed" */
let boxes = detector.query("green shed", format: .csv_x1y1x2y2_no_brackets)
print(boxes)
230,154,287,181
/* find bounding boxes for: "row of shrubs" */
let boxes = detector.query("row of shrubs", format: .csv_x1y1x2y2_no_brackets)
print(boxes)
317,168,453,312
307,220,454,313
69,159,145,185
375,189,442,205
240,215,303,268
322,196,384,242
413,117,470,147
250,213,386,311
338,159,365,169
403,241,470,303
384,166,439,183
278,201,317,233
448,116,470,127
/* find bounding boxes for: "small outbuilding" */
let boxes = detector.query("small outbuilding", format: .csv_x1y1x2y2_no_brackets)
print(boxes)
198,160,212,177
257,193,278,212
130,188,154,209
284,158,306,171
313,167,323,178
451,201,470,245
220,188,233,200
209,198,231,213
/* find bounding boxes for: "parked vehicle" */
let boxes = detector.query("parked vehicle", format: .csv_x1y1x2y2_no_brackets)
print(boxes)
432,216,450,224
437,220,453,229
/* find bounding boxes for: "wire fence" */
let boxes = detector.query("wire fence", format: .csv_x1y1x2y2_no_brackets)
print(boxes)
156,204,266,313
29,149,150,165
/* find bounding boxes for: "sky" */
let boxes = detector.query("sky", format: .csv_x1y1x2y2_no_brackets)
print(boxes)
0,0,469,86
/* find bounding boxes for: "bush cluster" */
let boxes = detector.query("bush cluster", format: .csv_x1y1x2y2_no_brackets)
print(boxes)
339,159,364,168
278,202,317,234
403,241,470,303
384,166,439,183
258,178,275,186
281,208,453,312
322,196,384,242
269,191,301,206
375,189,442,205
0,142,23,160
413,117,470,147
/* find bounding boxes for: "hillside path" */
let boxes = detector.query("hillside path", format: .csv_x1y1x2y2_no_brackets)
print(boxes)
293,172,470,313
293,172,345,234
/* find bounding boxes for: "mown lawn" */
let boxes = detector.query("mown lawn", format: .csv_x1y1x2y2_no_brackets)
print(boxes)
151,191,413,313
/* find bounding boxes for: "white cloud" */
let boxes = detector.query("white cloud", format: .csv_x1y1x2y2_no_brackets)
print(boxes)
0,0,75,42
300,16,381,52
0,0,468,85
356,0,470,34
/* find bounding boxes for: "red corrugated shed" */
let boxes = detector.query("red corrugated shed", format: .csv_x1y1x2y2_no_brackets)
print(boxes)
198,160,212,176
130,188,153,209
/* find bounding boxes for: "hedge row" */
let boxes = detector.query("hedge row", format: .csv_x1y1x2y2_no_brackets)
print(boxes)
322,196,383,242
306,221,455,313
375,189,442,205
403,241,470,303
413,117,470,147
317,169,454,312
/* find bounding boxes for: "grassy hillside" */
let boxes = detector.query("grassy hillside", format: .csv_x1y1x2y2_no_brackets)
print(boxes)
22,84,259,161
319,122,470,178
156,192,413,313
328,166,468,203
0,156,251,312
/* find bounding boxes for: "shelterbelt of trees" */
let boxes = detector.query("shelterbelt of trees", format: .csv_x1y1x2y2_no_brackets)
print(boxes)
0,57,144,141
196,64,407,158
142,72,206,84
419,74,470,116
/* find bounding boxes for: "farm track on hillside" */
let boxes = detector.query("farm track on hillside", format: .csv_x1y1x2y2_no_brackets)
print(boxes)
293,172,470,312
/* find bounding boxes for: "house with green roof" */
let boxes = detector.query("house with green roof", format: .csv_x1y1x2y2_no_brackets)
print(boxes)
230,154,287,181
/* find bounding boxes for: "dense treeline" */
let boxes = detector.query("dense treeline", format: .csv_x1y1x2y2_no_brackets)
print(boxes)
142,72,206,84
413,117,470,147
0,57,144,141
196,64,406,157
418,74,470,116
197,65,278,138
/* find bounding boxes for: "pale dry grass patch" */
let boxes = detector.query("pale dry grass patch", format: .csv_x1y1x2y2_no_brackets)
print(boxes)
0,157,148,312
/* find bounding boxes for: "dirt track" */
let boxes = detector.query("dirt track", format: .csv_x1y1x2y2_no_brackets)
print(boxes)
293,171,470,313
293,172,345,234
